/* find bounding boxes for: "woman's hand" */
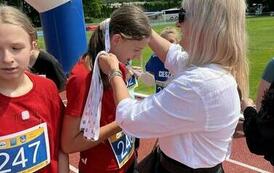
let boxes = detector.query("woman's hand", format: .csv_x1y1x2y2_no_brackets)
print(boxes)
99,53,120,75
99,53,130,105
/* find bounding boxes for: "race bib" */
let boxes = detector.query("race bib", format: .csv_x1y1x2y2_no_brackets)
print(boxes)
127,75,138,89
108,132,135,168
0,123,50,173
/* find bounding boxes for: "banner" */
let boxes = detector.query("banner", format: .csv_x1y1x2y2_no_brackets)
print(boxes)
25,0,70,12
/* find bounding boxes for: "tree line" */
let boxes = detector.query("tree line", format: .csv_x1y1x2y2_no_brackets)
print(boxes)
0,0,273,26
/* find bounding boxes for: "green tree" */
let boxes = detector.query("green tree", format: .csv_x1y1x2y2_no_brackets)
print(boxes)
6,0,23,9
247,0,274,11
83,0,103,20
3,0,40,26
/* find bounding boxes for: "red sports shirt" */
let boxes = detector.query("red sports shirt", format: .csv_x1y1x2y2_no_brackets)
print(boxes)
0,72,64,173
65,59,135,173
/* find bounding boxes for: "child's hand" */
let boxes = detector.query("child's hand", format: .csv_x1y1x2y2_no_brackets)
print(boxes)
99,53,120,75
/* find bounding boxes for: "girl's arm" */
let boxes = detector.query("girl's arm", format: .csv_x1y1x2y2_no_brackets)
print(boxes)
99,53,130,105
61,115,121,153
58,151,69,173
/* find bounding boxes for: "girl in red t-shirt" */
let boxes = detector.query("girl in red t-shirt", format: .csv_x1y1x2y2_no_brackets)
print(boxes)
0,5,68,173
61,5,151,173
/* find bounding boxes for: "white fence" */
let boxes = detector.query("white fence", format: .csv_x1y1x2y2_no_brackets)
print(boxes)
145,12,179,26
146,11,274,25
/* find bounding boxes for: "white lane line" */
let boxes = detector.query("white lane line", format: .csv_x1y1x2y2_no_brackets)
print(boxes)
226,158,270,173
69,164,79,173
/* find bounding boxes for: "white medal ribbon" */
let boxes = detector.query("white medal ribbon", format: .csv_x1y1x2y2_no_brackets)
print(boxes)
80,18,111,140
104,19,111,52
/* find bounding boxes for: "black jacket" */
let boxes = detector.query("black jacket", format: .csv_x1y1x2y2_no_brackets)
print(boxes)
243,82,274,165
30,50,67,91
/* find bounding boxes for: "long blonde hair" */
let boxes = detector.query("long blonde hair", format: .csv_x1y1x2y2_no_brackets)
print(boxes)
182,0,249,98
0,5,36,43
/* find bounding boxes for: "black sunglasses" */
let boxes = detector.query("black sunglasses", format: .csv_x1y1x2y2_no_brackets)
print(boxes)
178,8,186,23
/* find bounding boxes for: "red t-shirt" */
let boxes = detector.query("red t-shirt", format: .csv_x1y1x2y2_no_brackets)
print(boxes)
65,59,135,173
0,72,64,173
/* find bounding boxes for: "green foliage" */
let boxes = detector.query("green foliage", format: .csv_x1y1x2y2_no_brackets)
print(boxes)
23,2,40,26
83,0,103,19
83,0,114,21
101,4,113,18
143,1,180,12
247,16,274,98
247,0,274,11
3,1,40,26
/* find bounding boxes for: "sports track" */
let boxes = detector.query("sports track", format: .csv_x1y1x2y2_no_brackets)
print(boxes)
59,92,273,173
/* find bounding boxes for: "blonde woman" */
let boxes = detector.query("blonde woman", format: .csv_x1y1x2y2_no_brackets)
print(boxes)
99,0,249,172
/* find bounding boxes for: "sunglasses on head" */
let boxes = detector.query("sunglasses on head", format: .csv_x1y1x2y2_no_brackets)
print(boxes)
178,8,186,23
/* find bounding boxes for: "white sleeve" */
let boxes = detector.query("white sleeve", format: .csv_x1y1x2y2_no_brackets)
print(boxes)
116,77,207,138
165,44,189,74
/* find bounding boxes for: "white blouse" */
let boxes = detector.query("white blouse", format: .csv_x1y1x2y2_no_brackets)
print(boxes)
116,44,241,168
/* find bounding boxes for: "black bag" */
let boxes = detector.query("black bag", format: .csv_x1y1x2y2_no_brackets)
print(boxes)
138,140,159,173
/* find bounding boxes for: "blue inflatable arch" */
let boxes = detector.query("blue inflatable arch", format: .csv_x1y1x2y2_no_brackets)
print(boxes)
25,0,87,74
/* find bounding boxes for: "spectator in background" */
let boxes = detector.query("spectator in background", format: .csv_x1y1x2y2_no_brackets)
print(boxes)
29,33,67,91
255,58,274,109
242,58,274,171
242,81,274,170
145,27,179,93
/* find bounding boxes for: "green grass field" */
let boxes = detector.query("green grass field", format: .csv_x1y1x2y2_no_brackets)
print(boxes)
246,17,274,98
38,16,274,98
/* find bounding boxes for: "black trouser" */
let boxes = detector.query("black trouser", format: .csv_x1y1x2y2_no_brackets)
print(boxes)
158,150,224,173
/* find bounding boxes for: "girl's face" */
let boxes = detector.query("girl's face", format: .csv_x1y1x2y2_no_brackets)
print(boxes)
0,23,34,82
110,34,150,64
